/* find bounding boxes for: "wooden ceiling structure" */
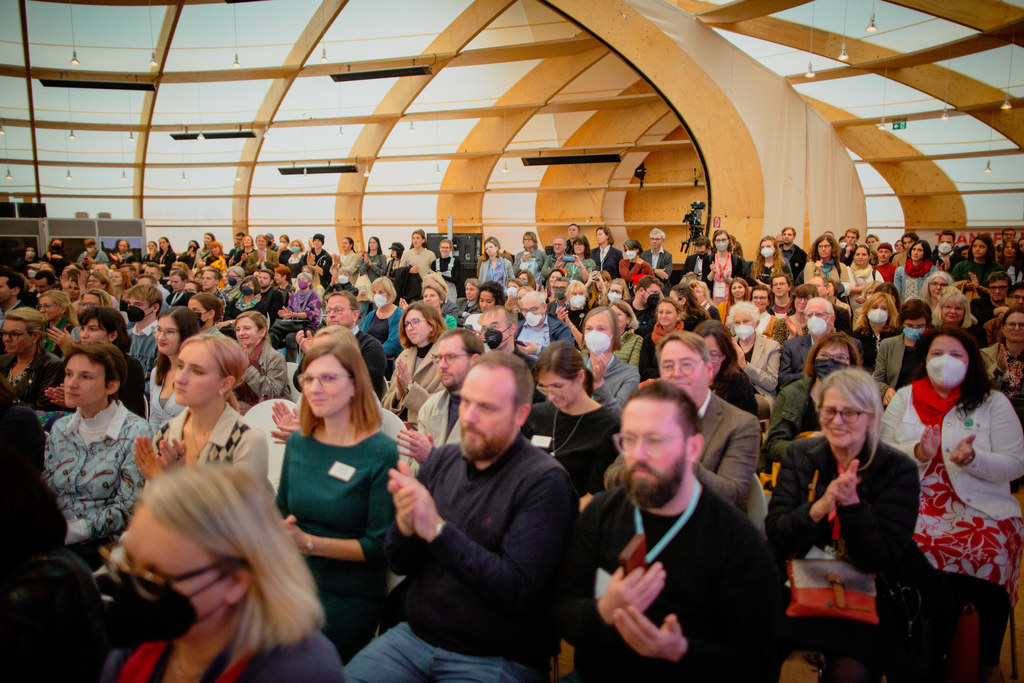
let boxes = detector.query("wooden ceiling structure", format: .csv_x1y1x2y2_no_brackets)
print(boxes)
1,0,1021,247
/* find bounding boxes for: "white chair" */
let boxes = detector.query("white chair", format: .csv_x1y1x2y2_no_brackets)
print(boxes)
380,408,404,441
744,472,768,537
286,361,301,402
243,399,297,492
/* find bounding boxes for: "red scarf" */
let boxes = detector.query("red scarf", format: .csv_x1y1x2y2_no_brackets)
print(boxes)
910,377,960,427
650,321,683,345
904,258,934,279
117,642,251,683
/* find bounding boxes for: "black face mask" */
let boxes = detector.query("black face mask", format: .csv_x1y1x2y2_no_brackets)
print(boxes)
814,359,847,380
126,305,146,324
554,289,567,300
96,573,197,648
646,293,660,308
240,286,254,296
483,328,504,350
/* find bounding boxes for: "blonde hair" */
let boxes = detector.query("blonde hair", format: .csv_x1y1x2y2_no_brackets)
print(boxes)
852,292,899,333
39,290,78,327
179,335,247,409
370,277,396,305
4,308,48,349
299,335,381,437
610,300,638,331
932,288,977,328
139,465,323,652
82,289,116,309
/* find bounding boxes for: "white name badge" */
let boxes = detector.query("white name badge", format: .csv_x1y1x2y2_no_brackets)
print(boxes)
595,567,612,598
713,280,727,300
328,461,356,482
531,435,553,449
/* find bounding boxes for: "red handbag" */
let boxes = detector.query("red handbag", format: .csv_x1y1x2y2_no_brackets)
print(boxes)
786,558,880,625
942,602,979,683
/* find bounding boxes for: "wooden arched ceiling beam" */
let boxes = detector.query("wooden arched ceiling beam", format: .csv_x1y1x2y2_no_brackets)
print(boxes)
234,0,348,233
534,80,670,246
435,45,609,231
696,0,808,24
805,96,966,229
333,0,515,239
135,0,183,220
545,0,766,247
887,0,1024,32
675,3,1024,150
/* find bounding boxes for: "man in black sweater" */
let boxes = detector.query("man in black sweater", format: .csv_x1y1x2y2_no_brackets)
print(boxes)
346,353,577,682
553,382,778,682
778,226,807,283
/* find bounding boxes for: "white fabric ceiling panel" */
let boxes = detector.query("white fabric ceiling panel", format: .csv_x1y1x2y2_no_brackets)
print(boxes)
0,2,23,67
793,74,943,118
250,164,350,196
166,1,319,73
144,197,232,227
772,0,974,54
962,193,1024,226
465,0,575,51
362,193,438,226
146,132,247,165
0,78,28,121
482,191,537,226
2,161,37,193
855,163,896,194
279,76,396,120
553,54,638,101
39,164,128,195
256,124,360,163
935,156,1024,192
151,81,273,127
885,115,1014,156
409,62,541,112
145,167,234,196
248,196,338,238
26,1,154,73
378,117,478,155
311,0,468,65
948,46,1024,96
33,82,140,126
35,129,134,165
713,29,848,78
367,159,448,191
1,124,34,162
865,195,905,227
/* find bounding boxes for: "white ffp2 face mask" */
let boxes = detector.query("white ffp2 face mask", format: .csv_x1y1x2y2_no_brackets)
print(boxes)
373,294,387,308
569,295,586,309
624,250,638,260
866,309,888,325
807,316,828,336
734,324,755,340
584,331,612,355
926,354,968,388
524,312,544,327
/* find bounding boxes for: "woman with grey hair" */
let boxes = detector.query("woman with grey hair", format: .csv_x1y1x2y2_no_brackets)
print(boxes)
923,270,953,311
932,287,988,349
767,367,929,682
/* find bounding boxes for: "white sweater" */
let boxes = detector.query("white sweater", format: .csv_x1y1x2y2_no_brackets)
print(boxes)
880,385,1024,521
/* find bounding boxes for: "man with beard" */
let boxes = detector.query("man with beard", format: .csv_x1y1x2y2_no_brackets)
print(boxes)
346,352,577,682
397,328,484,467
553,381,778,682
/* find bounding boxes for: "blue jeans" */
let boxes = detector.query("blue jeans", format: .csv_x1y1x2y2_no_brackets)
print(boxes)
345,622,547,683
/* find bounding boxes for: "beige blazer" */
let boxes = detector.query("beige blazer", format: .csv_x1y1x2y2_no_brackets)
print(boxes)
381,342,442,424
742,334,781,398
416,389,461,447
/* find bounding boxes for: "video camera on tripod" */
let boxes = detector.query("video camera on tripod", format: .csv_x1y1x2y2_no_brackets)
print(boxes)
681,201,706,253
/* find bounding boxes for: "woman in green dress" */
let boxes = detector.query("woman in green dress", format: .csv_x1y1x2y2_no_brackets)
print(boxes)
277,334,397,661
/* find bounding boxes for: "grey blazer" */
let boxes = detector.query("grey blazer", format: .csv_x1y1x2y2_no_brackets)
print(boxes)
743,334,781,398
640,248,673,278
604,393,760,508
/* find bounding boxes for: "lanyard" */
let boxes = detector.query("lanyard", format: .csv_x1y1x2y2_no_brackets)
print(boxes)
633,481,702,565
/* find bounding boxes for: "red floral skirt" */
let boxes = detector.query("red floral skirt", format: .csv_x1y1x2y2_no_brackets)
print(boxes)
914,458,1024,604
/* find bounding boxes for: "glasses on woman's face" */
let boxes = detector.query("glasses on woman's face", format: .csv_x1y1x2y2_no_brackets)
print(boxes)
819,406,868,424
708,350,725,363
404,317,426,329
1,330,25,339
816,352,850,364
100,542,240,602
297,372,351,389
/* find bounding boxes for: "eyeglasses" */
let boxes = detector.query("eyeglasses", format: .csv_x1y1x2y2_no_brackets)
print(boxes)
659,359,703,375
404,318,426,328
612,433,677,457
324,307,352,316
708,351,725,362
819,406,869,423
1,330,25,339
433,353,469,366
100,542,242,602
1005,321,1024,330
155,327,179,337
297,372,351,388
815,352,850,364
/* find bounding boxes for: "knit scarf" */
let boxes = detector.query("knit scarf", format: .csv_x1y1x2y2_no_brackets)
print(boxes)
651,321,683,345
910,376,961,428
904,258,934,279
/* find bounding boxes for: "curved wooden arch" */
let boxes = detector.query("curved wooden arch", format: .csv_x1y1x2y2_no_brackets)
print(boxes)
533,79,671,247
233,0,348,233
333,0,515,242
543,0,766,248
435,45,610,232
806,97,966,229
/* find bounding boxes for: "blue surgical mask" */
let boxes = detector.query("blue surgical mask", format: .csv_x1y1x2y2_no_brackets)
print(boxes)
903,326,924,342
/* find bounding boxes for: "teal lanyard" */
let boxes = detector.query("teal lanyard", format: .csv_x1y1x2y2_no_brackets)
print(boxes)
633,482,702,565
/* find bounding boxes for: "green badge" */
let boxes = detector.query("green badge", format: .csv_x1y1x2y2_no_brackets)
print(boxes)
964,418,974,427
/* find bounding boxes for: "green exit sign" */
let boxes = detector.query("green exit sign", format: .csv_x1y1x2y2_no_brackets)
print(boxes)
892,121,907,130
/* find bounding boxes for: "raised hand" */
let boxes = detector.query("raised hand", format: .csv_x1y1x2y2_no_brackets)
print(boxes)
597,563,667,625
270,401,300,444
917,425,941,462
826,459,860,506
949,434,977,467
397,428,434,464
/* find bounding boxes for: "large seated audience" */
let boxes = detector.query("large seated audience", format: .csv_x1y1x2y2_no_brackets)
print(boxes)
4,226,1024,682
